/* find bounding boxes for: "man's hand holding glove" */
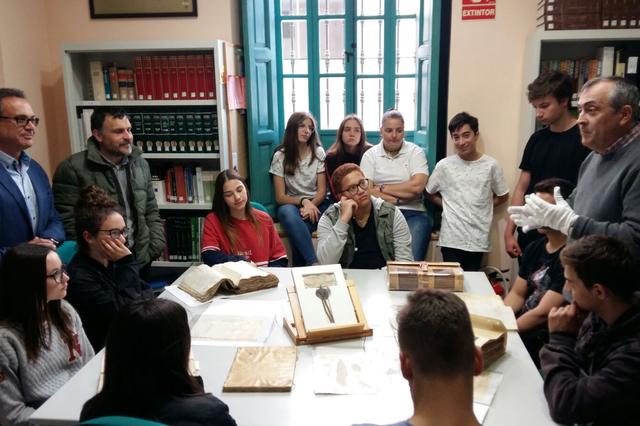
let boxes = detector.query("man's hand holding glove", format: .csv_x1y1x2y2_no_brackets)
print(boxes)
507,186,578,235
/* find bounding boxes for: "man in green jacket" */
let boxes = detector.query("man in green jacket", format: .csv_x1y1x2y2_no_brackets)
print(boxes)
53,107,164,275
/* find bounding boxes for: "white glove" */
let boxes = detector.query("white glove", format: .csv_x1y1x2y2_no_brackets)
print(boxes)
524,186,578,235
507,204,543,233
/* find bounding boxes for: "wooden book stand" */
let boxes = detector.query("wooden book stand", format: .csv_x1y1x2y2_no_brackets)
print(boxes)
284,280,373,345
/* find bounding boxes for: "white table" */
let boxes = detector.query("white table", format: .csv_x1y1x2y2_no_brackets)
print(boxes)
31,269,557,426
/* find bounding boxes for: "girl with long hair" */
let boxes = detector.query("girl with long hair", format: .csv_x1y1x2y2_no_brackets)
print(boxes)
201,169,287,266
325,114,372,198
80,298,236,426
66,185,153,351
0,243,94,425
269,112,330,266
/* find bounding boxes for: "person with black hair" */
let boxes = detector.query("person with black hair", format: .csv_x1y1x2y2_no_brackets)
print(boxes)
540,235,640,425
503,178,574,367
426,112,509,271
0,243,93,425
504,71,590,260
53,107,164,278
66,185,154,351
201,169,287,266
80,298,236,426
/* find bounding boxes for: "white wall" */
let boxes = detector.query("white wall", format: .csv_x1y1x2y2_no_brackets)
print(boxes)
447,1,539,274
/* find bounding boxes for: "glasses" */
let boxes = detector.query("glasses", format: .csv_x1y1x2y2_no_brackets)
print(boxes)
342,179,369,195
99,227,129,239
46,265,68,284
0,115,40,127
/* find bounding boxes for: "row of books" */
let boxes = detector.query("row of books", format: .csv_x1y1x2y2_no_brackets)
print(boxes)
89,54,216,101
541,46,640,96
130,111,217,135
136,138,219,154
537,0,640,30
160,216,205,262
152,167,218,205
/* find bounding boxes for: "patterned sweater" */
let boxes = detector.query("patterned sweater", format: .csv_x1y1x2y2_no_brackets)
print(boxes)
0,300,94,425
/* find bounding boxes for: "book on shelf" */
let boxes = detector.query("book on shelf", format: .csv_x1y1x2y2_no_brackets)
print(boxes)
178,261,279,302
88,53,217,102
223,346,297,392
89,61,106,101
538,0,640,30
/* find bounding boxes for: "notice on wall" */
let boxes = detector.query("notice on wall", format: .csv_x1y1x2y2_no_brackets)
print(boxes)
462,0,496,21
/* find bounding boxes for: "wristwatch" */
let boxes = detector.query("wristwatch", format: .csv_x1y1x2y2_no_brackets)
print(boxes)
379,184,385,193
299,197,307,207
395,198,401,206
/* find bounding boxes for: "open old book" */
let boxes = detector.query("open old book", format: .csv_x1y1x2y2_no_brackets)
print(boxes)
178,261,279,302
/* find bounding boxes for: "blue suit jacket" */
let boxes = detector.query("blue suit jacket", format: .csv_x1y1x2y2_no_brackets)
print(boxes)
0,157,65,257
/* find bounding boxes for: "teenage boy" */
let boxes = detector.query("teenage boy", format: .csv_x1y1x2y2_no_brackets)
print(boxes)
504,71,590,259
540,235,640,425
503,178,574,367
317,163,412,268
355,289,483,426
426,112,509,271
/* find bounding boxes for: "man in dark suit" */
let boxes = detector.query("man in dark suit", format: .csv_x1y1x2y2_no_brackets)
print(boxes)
0,88,64,257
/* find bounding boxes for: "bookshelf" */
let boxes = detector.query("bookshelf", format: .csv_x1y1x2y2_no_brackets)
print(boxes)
520,28,640,150
61,41,246,269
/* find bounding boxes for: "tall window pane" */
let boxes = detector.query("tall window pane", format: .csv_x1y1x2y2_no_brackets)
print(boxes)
318,0,344,15
283,78,310,120
320,77,345,129
396,18,417,74
357,78,384,132
357,19,384,75
395,78,416,131
281,21,308,74
396,0,419,15
319,19,345,74
281,0,307,16
357,0,384,16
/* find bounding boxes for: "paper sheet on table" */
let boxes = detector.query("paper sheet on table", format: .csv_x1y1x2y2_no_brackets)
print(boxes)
312,347,388,394
473,402,490,424
456,293,518,330
473,370,504,406
190,299,283,346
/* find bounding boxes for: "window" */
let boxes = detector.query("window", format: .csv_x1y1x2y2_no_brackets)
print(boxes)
276,0,422,143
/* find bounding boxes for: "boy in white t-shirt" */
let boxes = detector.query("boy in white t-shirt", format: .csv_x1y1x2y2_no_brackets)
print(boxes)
426,112,509,270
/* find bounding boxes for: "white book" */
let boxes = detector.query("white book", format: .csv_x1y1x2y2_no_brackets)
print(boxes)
195,166,205,204
89,61,106,101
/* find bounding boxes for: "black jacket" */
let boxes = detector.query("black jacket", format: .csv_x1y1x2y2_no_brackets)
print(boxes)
540,302,640,426
66,252,154,351
81,392,237,426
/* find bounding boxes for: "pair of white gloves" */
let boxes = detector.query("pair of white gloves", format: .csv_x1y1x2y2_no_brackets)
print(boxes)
508,186,579,235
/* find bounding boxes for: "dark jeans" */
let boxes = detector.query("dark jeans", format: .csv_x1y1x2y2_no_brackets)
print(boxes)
440,247,484,271
520,326,549,369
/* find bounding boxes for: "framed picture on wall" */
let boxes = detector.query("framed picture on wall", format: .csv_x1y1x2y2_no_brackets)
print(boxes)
89,0,197,19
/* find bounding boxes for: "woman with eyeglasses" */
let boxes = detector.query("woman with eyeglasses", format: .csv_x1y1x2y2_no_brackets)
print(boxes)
0,243,94,425
80,298,237,425
325,114,372,200
317,163,413,269
269,112,330,266
201,169,287,267
66,185,153,351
